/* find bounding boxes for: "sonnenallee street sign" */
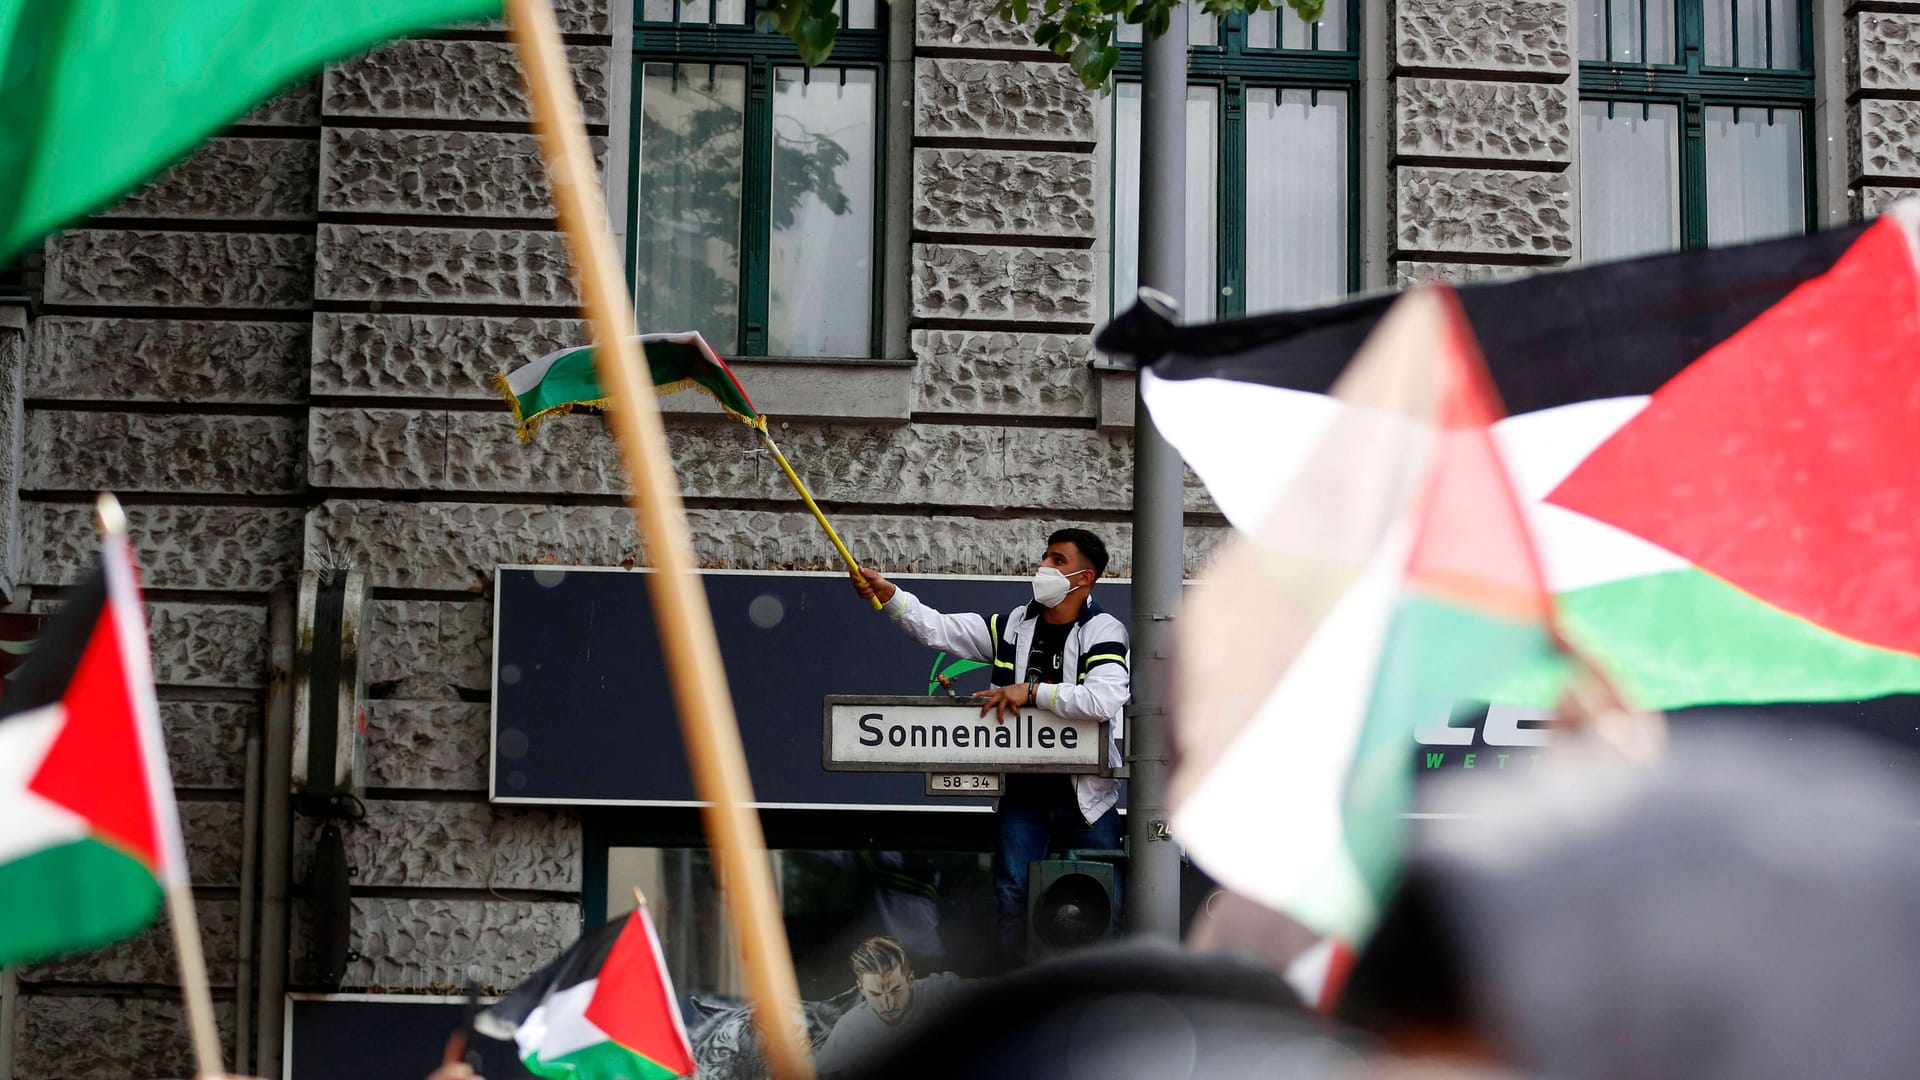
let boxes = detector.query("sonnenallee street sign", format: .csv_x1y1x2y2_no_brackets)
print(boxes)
823,696,1105,774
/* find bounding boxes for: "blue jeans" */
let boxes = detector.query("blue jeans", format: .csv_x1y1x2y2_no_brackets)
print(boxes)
992,778,1121,970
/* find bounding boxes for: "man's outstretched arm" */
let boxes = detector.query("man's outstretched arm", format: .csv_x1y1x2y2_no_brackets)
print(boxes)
853,568,995,663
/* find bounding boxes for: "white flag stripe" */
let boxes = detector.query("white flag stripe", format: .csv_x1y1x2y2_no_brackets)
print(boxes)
1146,374,1689,595
1140,370,1338,532
1491,397,1690,592
0,704,88,864
515,979,610,1063
1172,520,1410,935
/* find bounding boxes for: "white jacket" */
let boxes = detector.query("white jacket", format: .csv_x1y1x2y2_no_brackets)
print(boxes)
881,585,1127,824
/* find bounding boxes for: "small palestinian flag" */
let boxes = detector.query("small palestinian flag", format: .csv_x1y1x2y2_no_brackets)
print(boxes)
0,528,185,967
1159,286,1571,942
494,330,763,440
1117,201,1920,715
475,905,696,1080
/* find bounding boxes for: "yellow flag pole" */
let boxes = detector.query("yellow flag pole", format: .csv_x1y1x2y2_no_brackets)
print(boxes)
505,3,813,1078
757,430,882,610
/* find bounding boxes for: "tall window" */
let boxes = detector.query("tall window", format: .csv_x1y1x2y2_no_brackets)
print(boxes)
630,0,885,357
1578,0,1813,263
1111,2,1356,321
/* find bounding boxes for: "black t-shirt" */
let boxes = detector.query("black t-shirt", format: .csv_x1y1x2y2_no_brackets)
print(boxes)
1024,618,1071,686
1007,618,1076,807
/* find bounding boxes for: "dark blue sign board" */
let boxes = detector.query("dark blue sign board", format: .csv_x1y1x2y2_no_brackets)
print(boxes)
286,996,534,1080
491,567,1131,809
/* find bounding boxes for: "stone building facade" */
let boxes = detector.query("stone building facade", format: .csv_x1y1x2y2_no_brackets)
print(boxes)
0,0,1913,1076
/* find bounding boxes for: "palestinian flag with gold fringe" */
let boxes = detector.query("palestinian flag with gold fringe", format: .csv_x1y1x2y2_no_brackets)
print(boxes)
475,904,696,1080
495,330,762,440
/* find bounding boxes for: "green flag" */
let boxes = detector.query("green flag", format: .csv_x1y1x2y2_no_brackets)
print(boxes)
0,0,502,264
495,331,765,439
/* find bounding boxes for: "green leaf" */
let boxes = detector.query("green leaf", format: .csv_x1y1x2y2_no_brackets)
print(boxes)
1285,0,1326,22
1032,22,1060,45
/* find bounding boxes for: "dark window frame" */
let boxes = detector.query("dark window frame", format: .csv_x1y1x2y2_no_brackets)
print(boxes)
1111,2,1362,320
1578,0,1816,250
627,1,889,359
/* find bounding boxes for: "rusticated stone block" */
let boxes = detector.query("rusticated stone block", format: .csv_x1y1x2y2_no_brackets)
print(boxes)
916,58,1095,142
316,223,578,306
1855,98,1920,179
365,598,491,699
22,411,304,496
164,700,257,789
307,499,1227,589
321,129,606,218
297,802,579,890
23,501,302,591
311,313,586,397
307,407,450,490
110,137,318,221
43,230,315,309
235,78,320,127
916,0,1044,49
20,900,241,986
295,897,580,991
1395,260,1539,287
1395,78,1571,164
912,329,1094,416
912,244,1094,323
182,800,244,886
1394,0,1571,75
324,40,610,126
457,0,611,35
365,699,491,790
149,601,269,688
1850,12,1920,94
913,149,1096,237
28,316,308,404
1860,186,1916,219
15,995,237,1080
1395,168,1572,258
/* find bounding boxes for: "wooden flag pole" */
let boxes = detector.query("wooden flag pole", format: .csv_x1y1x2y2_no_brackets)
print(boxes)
503,4,814,1079
757,430,883,610
95,495,224,1079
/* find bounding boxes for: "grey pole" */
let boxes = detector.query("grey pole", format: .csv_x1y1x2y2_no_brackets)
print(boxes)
1126,0,1187,941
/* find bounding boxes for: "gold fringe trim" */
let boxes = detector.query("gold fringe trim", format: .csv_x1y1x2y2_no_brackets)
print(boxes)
493,369,767,443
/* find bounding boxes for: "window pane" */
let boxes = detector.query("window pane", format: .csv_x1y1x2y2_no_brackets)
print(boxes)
636,63,746,353
1579,100,1680,263
770,67,877,357
1190,9,1218,47
643,0,747,23
1116,19,1140,43
1244,88,1347,313
607,846,997,998
1256,0,1344,50
1247,9,1276,48
1705,106,1805,245
1576,0,1675,63
1112,84,1219,321
844,0,878,31
1706,0,1802,69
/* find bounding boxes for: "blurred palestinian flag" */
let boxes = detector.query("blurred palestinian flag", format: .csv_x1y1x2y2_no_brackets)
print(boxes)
1108,201,1920,947
1139,286,1573,943
476,904,696,1080
1119,203,1920,714
0,0,503,264
0,529,184,967
494,331,764,440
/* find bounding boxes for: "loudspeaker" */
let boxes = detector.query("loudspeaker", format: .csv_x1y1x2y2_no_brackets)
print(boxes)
1027,857,1120,956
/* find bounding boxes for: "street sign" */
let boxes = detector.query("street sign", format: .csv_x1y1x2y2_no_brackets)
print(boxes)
824,695,1105,774
926,772,1004,796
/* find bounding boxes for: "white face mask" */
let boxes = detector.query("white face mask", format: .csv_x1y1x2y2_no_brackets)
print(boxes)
1031,566,1086,608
